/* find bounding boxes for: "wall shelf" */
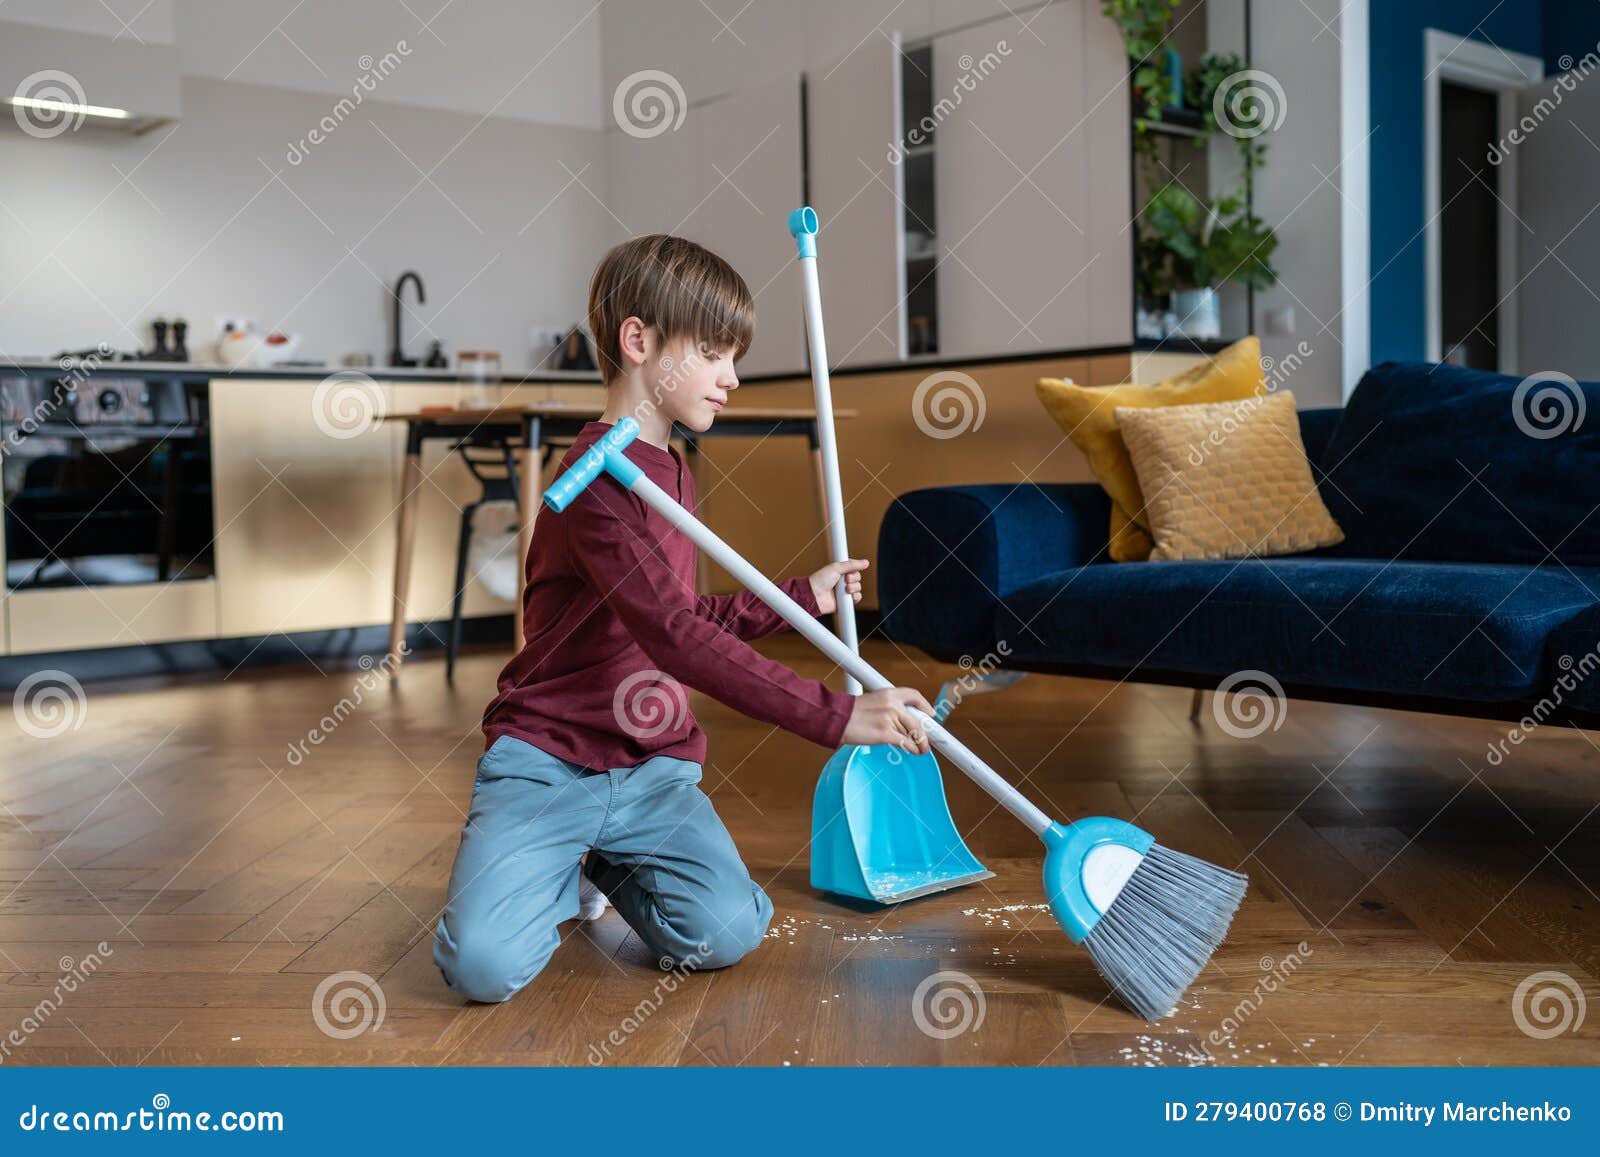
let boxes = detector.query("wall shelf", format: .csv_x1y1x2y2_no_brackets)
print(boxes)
1140,106,1207,138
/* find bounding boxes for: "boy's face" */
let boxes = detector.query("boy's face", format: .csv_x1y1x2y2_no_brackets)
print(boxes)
647,332,739,433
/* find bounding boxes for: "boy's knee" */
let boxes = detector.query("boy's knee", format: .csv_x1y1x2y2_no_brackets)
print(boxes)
689,927,760,970
433,919,551,1003
658,884,772,971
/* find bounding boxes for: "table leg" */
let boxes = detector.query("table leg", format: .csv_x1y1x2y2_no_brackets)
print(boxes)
514,417,541,645
682,434,709,595
388,449,423,672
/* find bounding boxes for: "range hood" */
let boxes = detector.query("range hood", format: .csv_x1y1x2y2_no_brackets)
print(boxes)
0,20,180,137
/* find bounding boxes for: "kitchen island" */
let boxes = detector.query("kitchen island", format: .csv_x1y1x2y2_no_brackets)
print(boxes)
0,361,600,665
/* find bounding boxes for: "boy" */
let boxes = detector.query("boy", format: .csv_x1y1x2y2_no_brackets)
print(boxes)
433,234,935,1003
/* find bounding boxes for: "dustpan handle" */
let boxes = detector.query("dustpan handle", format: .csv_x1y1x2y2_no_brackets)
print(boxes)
789,206,862,696
627,469,1054,838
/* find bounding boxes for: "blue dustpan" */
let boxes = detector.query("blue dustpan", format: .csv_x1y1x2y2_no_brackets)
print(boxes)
811,742,993,903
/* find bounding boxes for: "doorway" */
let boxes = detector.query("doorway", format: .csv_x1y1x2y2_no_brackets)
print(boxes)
1438,81,1500,369
1422,29,1543,373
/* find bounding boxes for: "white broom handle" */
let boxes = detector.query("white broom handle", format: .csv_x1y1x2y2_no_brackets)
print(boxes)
631,472,1054,836
798,251,862,695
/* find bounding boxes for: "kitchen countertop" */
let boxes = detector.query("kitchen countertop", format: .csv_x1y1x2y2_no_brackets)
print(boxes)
2,358,603,385
11,337,1187,387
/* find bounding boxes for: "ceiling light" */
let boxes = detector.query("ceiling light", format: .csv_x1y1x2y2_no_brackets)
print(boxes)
7,95,130,120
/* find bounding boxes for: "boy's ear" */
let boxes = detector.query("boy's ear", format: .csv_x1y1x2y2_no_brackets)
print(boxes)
617,316,650,370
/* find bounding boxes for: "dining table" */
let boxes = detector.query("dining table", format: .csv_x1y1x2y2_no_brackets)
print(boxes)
382,400,856,673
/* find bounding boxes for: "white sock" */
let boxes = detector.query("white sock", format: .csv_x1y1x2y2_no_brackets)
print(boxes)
577,871,609,921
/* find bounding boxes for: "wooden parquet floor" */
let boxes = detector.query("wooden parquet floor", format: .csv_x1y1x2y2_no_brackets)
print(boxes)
2,638,1597,1067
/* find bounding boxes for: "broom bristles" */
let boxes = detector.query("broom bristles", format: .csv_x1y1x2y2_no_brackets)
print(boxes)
1082,843,1248,1022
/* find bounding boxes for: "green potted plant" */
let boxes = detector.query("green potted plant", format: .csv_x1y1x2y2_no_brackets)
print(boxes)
1102,0,1183,132
1138,185,1278,339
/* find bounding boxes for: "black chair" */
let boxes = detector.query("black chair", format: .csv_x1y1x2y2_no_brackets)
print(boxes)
445,438,544,682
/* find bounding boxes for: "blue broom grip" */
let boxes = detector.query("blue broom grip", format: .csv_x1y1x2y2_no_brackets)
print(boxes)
1043,818,1155,940
542,416,643,511
787,206,818,258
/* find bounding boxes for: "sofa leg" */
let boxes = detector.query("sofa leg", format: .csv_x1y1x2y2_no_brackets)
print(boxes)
1189,688,1206,726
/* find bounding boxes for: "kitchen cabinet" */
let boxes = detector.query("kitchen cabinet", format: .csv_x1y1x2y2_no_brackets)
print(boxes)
210,378,402,637
686,75,807,377
605,98,703,240
211,377,588,643
805,35,906,367
0,367,607,658
1131,348,1214,383
7,580,218,654
934,0,1131,357
1084,1,1135,348
602,3,1130,372
607,73,805,378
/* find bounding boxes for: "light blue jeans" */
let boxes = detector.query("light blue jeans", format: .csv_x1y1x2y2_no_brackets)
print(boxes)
433,734,773,1003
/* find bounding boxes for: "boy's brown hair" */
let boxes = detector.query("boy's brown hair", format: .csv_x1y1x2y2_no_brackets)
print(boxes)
586,234,755,382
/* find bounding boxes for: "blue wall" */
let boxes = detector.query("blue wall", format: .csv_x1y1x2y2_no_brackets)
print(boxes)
1368,1,1543,365
1543,0,1600,72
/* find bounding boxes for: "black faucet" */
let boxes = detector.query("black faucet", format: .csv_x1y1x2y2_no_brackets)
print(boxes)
390,270,426,367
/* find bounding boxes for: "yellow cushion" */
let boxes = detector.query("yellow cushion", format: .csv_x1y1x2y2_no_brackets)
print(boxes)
1114,390,1345,561
1035,337,1265,561
1108,502,1153,561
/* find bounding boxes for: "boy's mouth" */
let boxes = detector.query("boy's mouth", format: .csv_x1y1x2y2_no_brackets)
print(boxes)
707,396,727,411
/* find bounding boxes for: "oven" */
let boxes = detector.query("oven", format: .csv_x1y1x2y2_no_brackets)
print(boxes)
1,368,214,590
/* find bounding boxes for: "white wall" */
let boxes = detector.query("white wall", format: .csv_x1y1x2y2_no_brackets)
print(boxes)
1198,0,1349,408
933,0,1131,358
0,75,612,366
0,0,176,44
1248,0,1348,407
602,0,1138,374
2,1,603,128
1516,72,1600,379
599,0,1049,106
175,0,604,131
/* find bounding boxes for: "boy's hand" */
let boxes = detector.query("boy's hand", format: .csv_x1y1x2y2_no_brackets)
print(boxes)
809,558,869,615
841,687,935,755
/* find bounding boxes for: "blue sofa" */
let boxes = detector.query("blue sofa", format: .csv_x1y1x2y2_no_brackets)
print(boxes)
878,361,1600,722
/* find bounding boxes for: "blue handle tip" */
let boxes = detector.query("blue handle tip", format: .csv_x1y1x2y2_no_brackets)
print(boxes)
787,206,818,257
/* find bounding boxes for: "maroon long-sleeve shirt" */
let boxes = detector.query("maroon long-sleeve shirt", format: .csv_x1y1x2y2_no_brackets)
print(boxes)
483,420,855,769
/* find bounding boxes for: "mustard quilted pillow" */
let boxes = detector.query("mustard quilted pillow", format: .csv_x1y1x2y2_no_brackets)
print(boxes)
1114,391,1344,562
